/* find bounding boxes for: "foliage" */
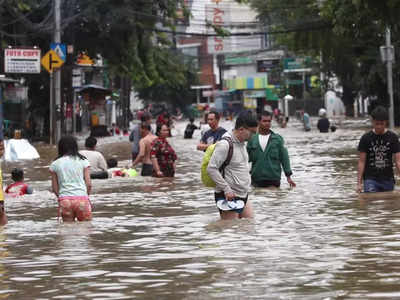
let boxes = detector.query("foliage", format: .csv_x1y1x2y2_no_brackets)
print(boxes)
249,0,400,115
0,0,197,110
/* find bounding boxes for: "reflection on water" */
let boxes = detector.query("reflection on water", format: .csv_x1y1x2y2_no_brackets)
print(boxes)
1,118,400,299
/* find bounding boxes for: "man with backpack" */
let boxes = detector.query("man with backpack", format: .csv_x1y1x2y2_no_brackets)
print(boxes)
207,111,258,220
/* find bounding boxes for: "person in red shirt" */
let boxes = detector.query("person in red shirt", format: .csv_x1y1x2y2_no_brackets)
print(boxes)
5,168,33,197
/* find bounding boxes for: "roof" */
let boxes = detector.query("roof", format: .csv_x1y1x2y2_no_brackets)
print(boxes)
76,84,112,95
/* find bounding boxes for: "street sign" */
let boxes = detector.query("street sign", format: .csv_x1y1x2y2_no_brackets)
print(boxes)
41,50,64,73
50,43,66,62
4,48,41,74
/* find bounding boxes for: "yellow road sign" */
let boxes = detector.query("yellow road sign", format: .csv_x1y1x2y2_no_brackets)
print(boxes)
41,49,64,73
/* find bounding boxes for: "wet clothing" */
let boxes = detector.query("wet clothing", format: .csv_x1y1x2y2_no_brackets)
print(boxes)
58,196,92,221
247,131,293,186
207,132,251,198
141,163,153,176
79,150,107,172
317,118,330,133
49,156,90,197
364,179,394,193
200,127,227,146
5,182,33,196
358,130,400,182
184,123,198,139
150,137,177,177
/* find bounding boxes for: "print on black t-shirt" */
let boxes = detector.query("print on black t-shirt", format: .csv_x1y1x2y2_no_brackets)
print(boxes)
358,130,400,181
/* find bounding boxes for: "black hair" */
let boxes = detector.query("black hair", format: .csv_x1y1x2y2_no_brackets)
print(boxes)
158,124,169,137
85,136,97,148
11,168,24,182
56,136,86,160
140,112,152,123
189,117,194,123
371,105,389,121
235,110,258,129
208,110,220,120
107,158,118,168
141,124,151,131
258,110,272,121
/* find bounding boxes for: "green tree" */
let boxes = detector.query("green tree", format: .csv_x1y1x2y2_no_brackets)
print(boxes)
249,0,400,116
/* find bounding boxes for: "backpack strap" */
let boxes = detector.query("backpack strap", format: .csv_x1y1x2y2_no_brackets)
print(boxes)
219,136,233,177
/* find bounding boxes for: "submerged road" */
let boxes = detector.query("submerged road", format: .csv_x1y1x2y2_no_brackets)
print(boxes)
0,117,399,299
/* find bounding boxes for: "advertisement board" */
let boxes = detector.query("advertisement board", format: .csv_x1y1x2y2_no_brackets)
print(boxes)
4,48,41,74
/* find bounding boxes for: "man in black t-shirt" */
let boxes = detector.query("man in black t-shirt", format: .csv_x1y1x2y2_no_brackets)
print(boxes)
357,106,400,193
197,111,227,151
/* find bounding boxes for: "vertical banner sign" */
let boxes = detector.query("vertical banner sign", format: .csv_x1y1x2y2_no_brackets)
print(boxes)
4,48,41,73
206,0,229,54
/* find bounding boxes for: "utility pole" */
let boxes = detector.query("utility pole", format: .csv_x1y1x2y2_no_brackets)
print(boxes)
381,27,395,129
53,0,62,143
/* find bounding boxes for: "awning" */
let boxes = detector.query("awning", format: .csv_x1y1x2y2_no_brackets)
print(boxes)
76,84,112,95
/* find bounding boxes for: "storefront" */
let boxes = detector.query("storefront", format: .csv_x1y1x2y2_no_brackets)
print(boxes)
224,75,280,113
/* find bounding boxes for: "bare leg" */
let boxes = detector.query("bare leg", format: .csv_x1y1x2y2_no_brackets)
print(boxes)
239,201,254,219
220,210,240,220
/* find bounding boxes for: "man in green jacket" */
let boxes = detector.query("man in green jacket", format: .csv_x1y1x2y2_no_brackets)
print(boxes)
247,111,296,188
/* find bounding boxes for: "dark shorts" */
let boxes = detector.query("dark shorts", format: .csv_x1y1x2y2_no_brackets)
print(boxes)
253,180,280,188
214,191,248,214
364,179,394,193
141,163,153,176
90,171,108,179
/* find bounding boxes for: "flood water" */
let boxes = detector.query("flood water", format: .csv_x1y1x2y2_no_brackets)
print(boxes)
0,117,399,299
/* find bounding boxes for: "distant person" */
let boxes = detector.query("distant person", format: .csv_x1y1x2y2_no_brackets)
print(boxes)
49,136,92,222
184,118,199,139
132,124,157,176
150,124,177,177
0,139,7,225
79,136,108,179
317,109,330,133
130,112,152,163
247,111,296,188
5,168,33,196
302,111,311,131
207,111,258,220
357,106,400,193
197,111,226,151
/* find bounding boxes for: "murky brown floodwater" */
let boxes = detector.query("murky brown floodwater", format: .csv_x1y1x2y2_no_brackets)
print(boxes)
0,117,399,299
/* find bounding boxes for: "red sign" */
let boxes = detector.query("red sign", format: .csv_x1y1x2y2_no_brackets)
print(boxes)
4,48,41,73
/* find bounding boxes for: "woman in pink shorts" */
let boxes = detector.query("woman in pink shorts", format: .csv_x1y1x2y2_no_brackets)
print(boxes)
49,136,92,222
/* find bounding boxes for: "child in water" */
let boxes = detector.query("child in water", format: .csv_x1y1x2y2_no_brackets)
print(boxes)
107,158,138,178
49,136,92,222
5,168,33,196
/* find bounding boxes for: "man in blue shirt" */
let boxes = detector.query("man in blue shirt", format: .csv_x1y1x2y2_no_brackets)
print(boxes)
197,111,227,151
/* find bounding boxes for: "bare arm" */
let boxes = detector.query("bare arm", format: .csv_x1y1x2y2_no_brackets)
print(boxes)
50,171,59,197
394,152,400,175
84,167,92,195
132,139,146,167
357,152,366,193
151,157,163,177
197,142,209,151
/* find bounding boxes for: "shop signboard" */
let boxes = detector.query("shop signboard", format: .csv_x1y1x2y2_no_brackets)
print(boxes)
4,48,41,74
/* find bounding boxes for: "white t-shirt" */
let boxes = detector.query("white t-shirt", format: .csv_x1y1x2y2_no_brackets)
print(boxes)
79,150,107,172
258,133,270,152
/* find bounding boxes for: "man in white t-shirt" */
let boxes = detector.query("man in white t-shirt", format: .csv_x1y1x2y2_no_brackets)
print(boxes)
79,136,108,179
247,111,296,188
